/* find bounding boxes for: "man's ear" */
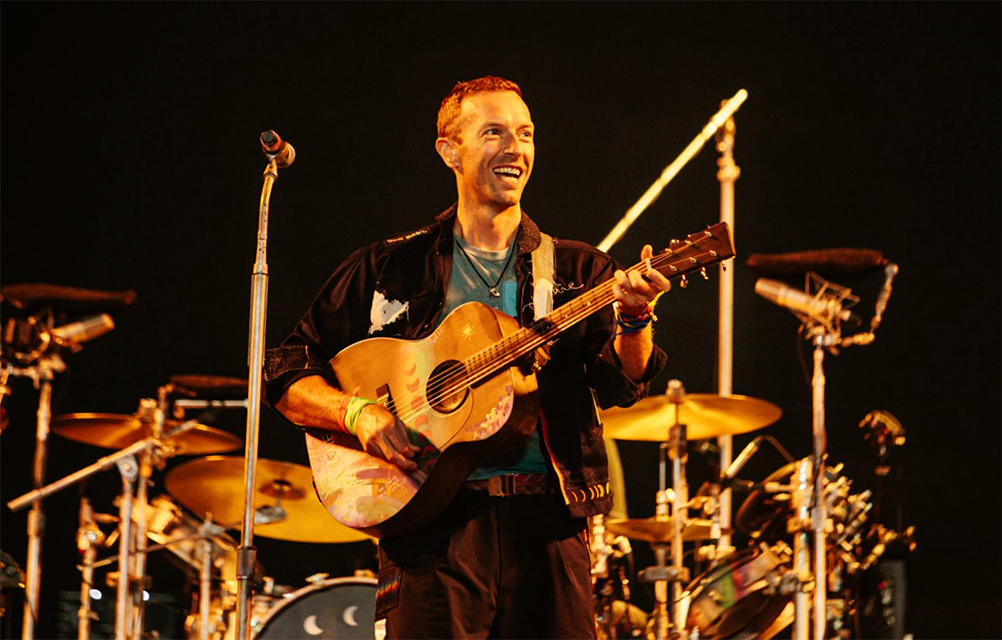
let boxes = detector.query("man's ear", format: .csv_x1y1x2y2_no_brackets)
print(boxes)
435,137,460,170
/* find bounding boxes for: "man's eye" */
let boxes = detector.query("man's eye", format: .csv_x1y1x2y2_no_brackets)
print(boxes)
519,131,534,140
485,128,501,136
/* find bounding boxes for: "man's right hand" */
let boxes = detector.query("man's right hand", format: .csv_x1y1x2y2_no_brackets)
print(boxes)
275,375,421,472
354,403,421,472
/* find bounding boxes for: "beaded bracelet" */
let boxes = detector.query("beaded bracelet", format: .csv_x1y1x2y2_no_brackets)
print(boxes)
334,392,353,429
614,301,658,335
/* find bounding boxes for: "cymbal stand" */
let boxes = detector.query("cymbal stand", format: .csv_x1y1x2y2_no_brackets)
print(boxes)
642,380,691,640
126,394,168,640
76,496,108,640
112,454,140,640
196,517,224,640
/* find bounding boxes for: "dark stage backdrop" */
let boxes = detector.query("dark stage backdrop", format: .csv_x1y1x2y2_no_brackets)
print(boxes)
2,4,999,639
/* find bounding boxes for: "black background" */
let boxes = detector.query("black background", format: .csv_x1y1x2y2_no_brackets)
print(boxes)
2,3,999,638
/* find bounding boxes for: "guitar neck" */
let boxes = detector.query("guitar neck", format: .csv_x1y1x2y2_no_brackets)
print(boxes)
463,223,733,387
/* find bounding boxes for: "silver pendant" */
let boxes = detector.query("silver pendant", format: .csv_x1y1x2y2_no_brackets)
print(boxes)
488,287,501,298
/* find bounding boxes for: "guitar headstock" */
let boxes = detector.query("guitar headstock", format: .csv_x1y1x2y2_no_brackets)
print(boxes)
653,222,735,287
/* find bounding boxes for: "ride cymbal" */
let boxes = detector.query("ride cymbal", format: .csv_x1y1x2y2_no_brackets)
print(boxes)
51,413,241,455
164,455,370,544
599,394,781,441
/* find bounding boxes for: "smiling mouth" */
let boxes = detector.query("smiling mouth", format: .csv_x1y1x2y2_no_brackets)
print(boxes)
493,166,523,180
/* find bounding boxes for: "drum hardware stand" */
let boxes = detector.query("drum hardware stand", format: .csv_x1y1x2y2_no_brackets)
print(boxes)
7,420,201,640
77,496,109,640
196,516,226,640
637,380,692,640
125,393,169,640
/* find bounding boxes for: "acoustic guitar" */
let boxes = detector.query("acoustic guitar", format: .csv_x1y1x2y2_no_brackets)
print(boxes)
305,222,734,539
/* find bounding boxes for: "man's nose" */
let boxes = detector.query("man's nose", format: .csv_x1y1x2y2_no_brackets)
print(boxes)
501,132,522,155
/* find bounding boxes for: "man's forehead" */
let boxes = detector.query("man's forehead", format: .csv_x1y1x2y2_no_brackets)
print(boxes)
460,90,533,124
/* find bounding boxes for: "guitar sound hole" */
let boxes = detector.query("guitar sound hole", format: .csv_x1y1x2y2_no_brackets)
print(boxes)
427,360,469,413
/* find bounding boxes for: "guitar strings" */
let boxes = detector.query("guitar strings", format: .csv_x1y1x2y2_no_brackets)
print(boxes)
392,244,720,425
398,245,713,420
388,242,723,426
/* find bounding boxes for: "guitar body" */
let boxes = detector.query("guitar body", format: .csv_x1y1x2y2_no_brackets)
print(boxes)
305,302,540,539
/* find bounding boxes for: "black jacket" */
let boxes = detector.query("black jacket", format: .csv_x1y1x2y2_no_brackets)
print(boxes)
264,205,667,518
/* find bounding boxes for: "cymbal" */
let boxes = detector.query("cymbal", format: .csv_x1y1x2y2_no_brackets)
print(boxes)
600,393,781,441
164,455,370,544
605,517,732,543
52,413,241,455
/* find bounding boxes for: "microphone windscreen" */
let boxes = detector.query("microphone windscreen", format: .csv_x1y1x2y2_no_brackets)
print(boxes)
170,374,248,399
746,248,887,278
1,283,136,312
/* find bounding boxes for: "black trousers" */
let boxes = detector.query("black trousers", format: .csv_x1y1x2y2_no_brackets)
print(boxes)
375,489,597,639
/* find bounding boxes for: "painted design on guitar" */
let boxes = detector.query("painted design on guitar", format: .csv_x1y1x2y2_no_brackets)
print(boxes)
464,385,514,440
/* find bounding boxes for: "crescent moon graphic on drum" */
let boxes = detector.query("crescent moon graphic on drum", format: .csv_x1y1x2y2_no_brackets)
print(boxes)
343,605,360,627
303,615,324,636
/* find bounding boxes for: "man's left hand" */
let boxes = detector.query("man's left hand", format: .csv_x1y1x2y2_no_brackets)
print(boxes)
612,244,672,314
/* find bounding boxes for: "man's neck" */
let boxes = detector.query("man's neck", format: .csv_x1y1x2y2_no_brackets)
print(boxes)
454,202,521,251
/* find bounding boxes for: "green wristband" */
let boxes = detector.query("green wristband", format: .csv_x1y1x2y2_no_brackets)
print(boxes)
344,396,376,435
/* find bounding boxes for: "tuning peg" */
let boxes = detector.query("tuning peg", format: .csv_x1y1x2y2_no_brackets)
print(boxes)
700,267,708,280
680,275,688,289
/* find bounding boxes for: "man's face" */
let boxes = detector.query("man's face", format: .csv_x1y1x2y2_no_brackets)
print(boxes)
447,90,535,210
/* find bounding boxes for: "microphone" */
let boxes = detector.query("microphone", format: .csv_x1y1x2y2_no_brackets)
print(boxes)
755,278,856,325
719,437,760,487
260,130,296,168
871,263,898,332
50,313,115,345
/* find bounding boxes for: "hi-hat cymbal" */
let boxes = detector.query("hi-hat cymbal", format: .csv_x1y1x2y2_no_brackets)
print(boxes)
164,455,370,544
600,394,781,441
605,517,731,543
52,413,241,455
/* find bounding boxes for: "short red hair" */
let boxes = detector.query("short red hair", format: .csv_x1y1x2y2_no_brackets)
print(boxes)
436,76,523,141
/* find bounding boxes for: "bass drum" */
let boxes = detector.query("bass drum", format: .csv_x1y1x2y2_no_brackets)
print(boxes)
683,543,793,640
254,577,377,640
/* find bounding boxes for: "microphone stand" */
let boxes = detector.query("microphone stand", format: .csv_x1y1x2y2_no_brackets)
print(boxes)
714,107,740,557
236,155,280,640
808,329,829,640
13,352,65,640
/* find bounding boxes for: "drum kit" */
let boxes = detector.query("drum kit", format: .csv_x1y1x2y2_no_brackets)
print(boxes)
588,378,914,640
583,248,917,640
0,285,378,640
8,393,379,640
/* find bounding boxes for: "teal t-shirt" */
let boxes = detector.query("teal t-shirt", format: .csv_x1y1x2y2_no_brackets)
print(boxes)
440,234,549,479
